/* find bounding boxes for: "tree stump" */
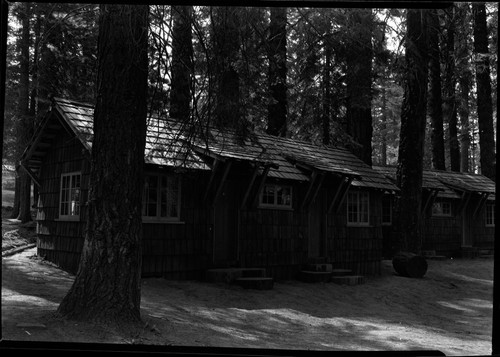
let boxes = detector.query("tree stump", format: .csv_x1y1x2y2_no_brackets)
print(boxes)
392,252,428,278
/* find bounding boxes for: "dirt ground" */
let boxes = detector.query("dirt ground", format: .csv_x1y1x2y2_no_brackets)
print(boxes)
1,218,494,356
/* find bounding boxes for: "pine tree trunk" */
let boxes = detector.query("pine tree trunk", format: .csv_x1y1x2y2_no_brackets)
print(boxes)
212,7,242,130
396,9,428,254
442,7,460,172
10,173,20,218
16,2,32,223
458,74,471,173
170,6,193,122
322,26,332,146
345,9,373,166
427,9,446,171
57,4,149,325
267,7,287,137
472,3,496,181
380,85,387,166
456,3,472,173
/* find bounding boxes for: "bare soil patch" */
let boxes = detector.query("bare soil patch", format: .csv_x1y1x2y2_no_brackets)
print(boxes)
1,218,493,355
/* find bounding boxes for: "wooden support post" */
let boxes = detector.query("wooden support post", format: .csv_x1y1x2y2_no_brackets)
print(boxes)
240,164,260,210
212,160,232,207
19,162,41,187
251,165,271,208
308,172,325,210
457,191,472,215
473,193,489,218
328,176,346,214
203,158,221,204
302,170,318,210
335,178,353,214
422,189,438,215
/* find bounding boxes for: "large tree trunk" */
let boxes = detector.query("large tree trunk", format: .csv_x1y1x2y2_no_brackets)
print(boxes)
472,3,496,181
442,7,460,172
170,6,193,122
322,24,332,146
427,9,446,171
211,7,242,131
456,3,472,173
16,2,32,223
267,7,287,137
396,9,428,255
345,9,373,166
57,4,149,325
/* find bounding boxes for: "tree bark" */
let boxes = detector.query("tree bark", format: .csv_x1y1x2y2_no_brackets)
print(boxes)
396,9,428,254
170,6,193,122
211,7,242,130
57,4,149,326
442,7,460,172
267,7,287,137
322,24,332,146
16,2,32,223
427,9,446,171
456,3,472,173
345,9,373,166
472,3,495,181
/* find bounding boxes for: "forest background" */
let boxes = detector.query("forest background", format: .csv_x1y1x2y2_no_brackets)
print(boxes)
2,2,497,220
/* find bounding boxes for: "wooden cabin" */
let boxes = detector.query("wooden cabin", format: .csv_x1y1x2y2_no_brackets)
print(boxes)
20,98,399,281
373,165,496,258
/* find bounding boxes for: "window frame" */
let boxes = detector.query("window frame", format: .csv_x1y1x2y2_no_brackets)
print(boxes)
347,190,370,226
431,200,452,217
58,171,82,221
142,173,181,223
259,183,293,210
485,202,495,227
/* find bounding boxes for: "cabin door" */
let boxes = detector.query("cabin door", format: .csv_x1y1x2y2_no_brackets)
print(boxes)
213,181,238,266
308,196,323,258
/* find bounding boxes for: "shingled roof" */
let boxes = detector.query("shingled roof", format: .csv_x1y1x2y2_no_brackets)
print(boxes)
22,98,398,191
373,165,495,200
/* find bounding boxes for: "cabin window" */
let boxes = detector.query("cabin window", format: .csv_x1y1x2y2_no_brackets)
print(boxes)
59,172,81,220
432,200,452,217
485,203,495,227
259,184,292,209
347,191,369,226
382,195,392,225
142,174,181,221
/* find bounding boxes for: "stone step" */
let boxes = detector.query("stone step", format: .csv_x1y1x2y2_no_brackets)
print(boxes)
331,269,353,277
206,268,266,284
331,275,365,286
298,270,332,283
235,277,274,290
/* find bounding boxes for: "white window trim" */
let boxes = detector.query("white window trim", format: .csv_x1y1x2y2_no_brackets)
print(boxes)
382,196,392,226
485,203,495,227
142,173,181,222
259,183,293,210
59,171,81,221
347,190,370,227
432,201,452,217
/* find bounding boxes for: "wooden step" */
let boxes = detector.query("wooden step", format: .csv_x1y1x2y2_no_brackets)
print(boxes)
331,275,365,286
303,263,333,272
206,268,266,284
235,277,274,290
298,270,332,283
331,269,353,277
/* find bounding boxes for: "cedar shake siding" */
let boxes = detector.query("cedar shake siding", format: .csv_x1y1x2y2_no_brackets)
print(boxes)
374,165,495,258
21,98,401,280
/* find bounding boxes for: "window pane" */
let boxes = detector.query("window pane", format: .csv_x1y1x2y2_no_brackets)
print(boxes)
347,192,358,223
262,185,275,205
360,192,369,223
